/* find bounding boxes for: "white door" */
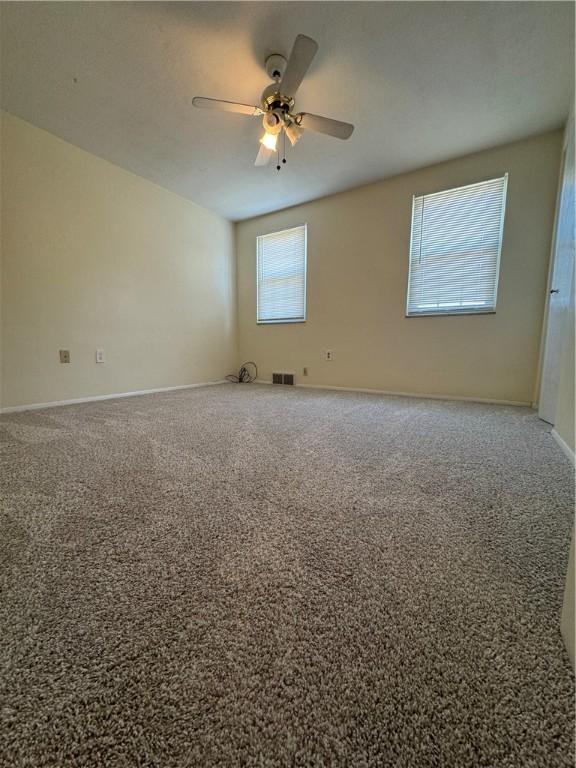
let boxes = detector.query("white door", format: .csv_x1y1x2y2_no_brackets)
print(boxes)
539,112,575,424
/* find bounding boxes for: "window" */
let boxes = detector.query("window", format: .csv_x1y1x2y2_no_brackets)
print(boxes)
257,225,307,324
406,175,508,316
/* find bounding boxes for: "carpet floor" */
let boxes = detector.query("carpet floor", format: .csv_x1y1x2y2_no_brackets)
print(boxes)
0,383,574,767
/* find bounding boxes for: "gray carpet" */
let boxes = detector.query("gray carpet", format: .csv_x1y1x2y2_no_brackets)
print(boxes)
0,383,574,767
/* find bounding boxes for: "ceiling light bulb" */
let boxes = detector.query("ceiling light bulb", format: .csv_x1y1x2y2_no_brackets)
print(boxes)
260,132,278,151
285,123,303,147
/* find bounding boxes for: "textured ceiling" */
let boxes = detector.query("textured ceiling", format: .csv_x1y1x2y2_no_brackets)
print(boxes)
1,2,574,220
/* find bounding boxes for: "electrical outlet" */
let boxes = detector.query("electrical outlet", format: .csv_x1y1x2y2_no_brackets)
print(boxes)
303,366,308,376
59,349,70,364
96,349,105,364
325,350,333,361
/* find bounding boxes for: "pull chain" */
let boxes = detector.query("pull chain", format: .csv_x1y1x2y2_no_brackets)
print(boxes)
276,129,287,171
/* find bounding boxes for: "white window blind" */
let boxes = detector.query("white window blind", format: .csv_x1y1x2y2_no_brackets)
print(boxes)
406,175,508,316
257,225,307,323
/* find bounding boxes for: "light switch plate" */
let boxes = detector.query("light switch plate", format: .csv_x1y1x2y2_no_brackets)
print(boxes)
96,349,105,363
59,350,70,364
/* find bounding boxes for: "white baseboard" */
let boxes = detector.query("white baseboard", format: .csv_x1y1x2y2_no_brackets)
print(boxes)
0,380,226,414
3,378,532,415
552,429,576,466
254,379,530,407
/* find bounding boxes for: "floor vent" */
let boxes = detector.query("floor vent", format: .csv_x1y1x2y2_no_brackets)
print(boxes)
272,372,294,385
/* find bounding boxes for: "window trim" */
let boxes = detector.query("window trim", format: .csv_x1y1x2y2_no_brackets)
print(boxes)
405,174,508,318
256,223,308,325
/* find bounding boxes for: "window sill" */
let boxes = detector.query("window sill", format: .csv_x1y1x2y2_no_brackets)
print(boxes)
405,310,496,318
257,319,306,325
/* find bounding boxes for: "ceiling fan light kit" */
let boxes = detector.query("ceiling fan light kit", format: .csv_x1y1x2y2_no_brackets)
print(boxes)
192,34,354,170
260,131,278,151
285,122,303,147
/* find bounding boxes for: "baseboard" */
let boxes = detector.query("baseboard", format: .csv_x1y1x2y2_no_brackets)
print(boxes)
552,429,576,466
254,379,530,407
0,380,226,414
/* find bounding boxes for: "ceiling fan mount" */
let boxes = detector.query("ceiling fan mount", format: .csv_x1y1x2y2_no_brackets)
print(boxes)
264,53,287,81
192,34,354,168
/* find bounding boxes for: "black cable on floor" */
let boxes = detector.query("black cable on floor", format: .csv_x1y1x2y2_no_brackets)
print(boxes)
226,361,258,384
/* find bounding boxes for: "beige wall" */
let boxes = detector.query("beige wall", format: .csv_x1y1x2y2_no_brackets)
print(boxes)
236,131,562,404
0,112,236,409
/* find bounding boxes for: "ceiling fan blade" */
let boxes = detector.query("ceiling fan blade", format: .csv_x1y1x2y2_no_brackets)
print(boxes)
192,97,263,116
255,143,274,166
296,112,354,140
280,34,318,98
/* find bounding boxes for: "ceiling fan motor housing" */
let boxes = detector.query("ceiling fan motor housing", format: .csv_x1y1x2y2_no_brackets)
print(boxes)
261,83,294,113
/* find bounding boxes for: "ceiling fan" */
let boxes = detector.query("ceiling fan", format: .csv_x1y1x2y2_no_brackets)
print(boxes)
192,34,354,168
